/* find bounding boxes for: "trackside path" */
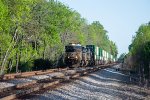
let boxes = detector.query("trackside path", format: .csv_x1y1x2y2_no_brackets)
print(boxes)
22,66,150,100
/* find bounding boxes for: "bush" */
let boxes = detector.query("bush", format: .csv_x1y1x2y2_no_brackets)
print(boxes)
19,61,34,72
33,59,53,70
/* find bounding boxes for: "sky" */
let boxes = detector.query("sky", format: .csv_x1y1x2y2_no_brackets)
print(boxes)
58,0,150,56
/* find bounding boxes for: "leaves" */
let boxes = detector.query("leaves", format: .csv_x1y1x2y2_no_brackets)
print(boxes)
127,22,150,79
0,0,118,73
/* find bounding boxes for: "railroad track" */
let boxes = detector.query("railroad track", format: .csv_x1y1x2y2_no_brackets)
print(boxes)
0,64,116,100
0,68,67,80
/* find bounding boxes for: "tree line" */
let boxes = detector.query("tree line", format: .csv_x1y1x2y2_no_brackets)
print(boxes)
0,0,118,74
124,22,150,79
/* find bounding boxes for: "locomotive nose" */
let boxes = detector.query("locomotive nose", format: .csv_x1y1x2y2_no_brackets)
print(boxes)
70,53,74,57
67,53,77,59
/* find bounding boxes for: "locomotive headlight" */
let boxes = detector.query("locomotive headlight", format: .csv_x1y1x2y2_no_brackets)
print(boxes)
68,56,70,58
75,56,78,59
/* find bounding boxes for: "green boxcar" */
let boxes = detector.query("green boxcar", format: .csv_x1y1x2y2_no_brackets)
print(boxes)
86,45,98,60
99,48,102,60
102,49,105,60
111,55,113,62
96,55,99,60
96,46,99,60
113,56,116,62
108,53,111,60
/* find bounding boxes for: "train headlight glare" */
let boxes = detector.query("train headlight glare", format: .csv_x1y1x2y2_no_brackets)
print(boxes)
75,56,78,59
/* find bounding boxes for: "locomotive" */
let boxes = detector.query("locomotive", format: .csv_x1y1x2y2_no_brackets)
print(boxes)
64,43,115,68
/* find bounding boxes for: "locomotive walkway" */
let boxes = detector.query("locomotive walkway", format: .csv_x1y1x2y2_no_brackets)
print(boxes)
20,65,150,100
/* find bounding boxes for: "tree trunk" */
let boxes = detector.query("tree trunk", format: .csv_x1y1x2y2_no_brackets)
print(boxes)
35,40,37,50
0,27,18,74
0,48,2,65
43,45,46,59
43,41,46,59
16,52,19,73
149,62,150,81
8,59,13,73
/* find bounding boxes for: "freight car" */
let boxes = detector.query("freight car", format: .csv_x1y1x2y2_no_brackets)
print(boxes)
64,43,115,68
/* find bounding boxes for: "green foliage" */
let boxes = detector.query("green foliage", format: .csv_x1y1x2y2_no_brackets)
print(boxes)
118,53,126,63
85,21,118,58
33,59,53,71
127,22,150,79
0,0,9,32
0,0,118,74
140,42,150,78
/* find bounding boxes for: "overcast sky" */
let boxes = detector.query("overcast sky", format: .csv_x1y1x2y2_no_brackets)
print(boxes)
58,0,150,56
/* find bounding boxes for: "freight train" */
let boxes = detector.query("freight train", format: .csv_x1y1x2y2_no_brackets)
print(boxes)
64,43,116,68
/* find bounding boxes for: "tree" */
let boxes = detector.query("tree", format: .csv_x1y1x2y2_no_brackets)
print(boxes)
118,53,126,63
126,22,150,79
0,0,118,74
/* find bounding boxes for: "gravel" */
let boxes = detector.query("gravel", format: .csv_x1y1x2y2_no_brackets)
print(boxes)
0,82,15,89
75,68,86,73
1,67,150,100
46,72,64,78
24,68,150,100
65,70,76,75
29,75,51,80
7,78,33,85
0,72,65,90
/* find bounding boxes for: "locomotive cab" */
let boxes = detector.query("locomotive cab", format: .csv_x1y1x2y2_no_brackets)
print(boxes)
64,43,82,67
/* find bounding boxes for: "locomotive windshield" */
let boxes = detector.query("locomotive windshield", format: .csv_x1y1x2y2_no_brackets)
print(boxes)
82,47,87,53
65,46,82,52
